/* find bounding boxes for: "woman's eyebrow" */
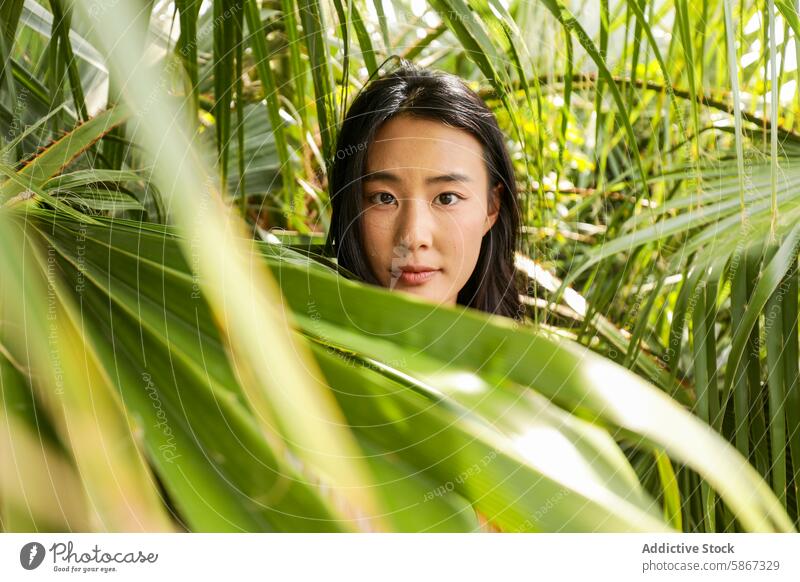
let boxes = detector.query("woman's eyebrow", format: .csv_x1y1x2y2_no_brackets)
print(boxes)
362,170,472,184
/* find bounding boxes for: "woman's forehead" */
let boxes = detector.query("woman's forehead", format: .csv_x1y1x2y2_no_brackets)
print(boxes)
364,115,488,183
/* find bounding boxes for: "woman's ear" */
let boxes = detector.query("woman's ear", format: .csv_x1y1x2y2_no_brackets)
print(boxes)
484,182,502,235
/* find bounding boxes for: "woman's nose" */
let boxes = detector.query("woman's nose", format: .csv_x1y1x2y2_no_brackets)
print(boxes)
396,197,434,251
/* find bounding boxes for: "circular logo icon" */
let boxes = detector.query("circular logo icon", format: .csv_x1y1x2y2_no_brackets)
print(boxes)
20,542,46,570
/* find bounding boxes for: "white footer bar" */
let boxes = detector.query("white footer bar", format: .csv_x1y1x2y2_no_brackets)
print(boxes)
1,533,798,581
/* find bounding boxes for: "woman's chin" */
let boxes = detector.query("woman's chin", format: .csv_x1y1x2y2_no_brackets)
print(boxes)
390,285,455,308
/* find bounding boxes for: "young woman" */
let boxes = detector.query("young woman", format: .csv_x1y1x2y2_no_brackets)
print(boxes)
325,61,525,323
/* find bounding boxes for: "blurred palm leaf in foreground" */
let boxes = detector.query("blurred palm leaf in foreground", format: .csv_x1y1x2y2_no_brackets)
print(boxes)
1,201,793,532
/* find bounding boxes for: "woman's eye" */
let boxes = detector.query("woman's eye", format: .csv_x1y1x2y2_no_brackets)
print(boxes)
436,192,462,206
369,192,397,205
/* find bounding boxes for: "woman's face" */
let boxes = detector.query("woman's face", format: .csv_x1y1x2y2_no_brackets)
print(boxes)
359,114,500,306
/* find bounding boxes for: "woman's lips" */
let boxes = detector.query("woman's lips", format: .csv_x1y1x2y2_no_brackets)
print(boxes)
394,269,440,285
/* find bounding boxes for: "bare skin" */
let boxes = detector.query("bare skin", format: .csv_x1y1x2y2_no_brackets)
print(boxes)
360,114,501,306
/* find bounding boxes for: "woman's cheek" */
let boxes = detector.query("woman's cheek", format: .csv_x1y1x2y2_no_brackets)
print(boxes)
460,219,487,288
361,216,389,285
447,211,485,260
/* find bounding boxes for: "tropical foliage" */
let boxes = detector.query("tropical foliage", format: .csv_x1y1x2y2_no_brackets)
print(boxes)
1,0,799,532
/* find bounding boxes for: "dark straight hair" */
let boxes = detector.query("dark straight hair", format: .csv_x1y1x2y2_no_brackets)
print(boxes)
324,61,524,321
